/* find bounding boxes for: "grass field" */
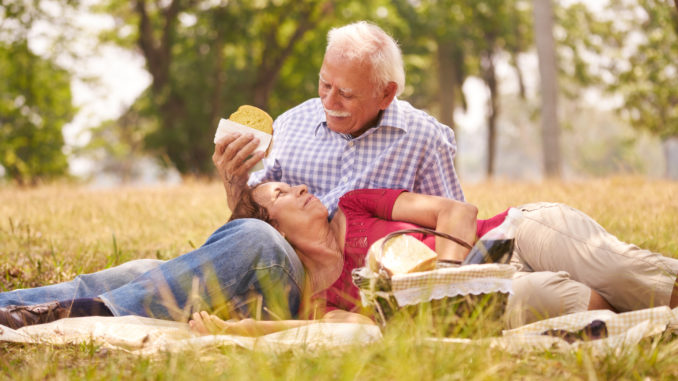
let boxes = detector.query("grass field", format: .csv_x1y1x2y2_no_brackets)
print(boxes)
1,177,678,380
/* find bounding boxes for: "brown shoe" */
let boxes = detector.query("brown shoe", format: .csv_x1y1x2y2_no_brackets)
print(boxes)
0,301,70,329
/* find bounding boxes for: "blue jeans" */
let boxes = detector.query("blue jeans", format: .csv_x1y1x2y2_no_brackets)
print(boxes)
0,219,305,321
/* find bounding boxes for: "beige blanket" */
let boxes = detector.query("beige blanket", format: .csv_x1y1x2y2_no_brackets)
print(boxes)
0,316,382,356
2,306,676,356
430,306,678,355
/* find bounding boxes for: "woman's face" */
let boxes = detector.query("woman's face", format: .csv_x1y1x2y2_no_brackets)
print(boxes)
252,182,328,238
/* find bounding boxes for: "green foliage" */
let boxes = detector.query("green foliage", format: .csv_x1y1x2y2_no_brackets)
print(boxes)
609,0,678,139
95,0,389,176
0,41,75,184
553,0,678,141
555,3,619,92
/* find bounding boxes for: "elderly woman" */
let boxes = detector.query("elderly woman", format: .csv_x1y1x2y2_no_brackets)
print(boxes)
190,182,678,335
3,183,678,334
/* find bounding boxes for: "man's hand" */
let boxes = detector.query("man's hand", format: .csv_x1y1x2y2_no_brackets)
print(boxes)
212,132,266,210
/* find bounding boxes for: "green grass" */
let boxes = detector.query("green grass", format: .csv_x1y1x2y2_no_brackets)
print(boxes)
1,176,678,380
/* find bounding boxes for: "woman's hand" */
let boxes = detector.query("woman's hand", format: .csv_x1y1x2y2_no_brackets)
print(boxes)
189,311,258,336
189,309,375,337
321,309,376,325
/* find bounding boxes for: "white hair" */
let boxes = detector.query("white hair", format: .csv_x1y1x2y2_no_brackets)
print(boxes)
326,21,405,96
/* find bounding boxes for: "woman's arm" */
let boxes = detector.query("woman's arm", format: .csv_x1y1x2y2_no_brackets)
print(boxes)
189,310,375,337
390,192,478,262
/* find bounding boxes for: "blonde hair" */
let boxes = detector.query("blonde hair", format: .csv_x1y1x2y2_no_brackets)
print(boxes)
326,21,405,96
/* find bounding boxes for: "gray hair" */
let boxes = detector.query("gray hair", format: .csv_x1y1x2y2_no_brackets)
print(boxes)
326,21,405,97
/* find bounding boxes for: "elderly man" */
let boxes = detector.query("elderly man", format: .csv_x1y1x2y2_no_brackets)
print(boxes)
216,21,463,218
0,22,464,328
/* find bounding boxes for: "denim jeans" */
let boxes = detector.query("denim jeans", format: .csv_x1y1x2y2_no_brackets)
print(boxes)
0,219,305,321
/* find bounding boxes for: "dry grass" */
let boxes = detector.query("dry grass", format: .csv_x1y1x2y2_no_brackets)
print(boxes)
0,181,227,290
1,176,677,380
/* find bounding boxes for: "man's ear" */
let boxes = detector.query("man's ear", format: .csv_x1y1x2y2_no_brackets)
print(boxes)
379,81,398,110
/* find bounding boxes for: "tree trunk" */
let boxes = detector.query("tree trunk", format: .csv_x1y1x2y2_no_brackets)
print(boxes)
437,41,457,130
134,0,179,94
482,50,498,178
664,136,678,180
210,27,226,129
533,0,561,178
511,51,526,99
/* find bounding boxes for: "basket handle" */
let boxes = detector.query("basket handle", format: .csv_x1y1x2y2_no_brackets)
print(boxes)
380,228,472,265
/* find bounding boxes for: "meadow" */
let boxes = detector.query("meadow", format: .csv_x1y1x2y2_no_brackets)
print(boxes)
1,177,677,380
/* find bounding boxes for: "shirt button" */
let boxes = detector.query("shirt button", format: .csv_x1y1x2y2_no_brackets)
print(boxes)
348,141,354,147
341,176,349,183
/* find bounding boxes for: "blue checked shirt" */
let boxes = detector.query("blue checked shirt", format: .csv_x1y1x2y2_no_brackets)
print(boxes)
248,98,464,217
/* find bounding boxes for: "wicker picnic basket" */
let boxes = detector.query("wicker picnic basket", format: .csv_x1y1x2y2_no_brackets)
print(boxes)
352,229,516,336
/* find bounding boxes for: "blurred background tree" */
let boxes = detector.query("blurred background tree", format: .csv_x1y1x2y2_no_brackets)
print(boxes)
533,0,560,178
607,0,678,178
1,0,677,184
94,0,386,176
0,0,79,185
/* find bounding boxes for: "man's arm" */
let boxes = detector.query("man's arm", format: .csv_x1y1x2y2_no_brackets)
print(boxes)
213,132,266,210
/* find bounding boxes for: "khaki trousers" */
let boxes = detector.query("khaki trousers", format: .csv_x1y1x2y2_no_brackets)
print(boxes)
504,202,678,328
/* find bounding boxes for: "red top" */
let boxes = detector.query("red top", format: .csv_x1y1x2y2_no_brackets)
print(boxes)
311,189,508,313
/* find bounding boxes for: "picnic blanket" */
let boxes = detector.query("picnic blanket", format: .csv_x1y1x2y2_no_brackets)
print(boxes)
430,306,678,355
0,316,382,356
2,306,677,356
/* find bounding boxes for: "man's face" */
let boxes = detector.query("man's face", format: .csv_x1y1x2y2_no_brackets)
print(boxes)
318,49,395,137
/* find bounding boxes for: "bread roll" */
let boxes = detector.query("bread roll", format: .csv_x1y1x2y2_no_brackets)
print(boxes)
214,105,273,155
366,234,437,276
228,105,273,135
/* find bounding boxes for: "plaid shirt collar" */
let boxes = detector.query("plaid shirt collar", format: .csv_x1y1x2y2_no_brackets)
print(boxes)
313,97,408,139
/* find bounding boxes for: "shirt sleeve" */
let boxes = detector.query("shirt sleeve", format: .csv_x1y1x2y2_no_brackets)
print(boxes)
338,189,408,220
247,157,281,186
414,127,465,202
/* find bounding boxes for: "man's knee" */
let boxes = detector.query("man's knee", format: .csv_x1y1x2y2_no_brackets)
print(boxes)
201,219,305,316
505,271,590,328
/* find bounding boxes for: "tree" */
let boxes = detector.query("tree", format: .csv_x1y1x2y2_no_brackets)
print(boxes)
0,42,75,185
607,0,678,178
0,0,78,184
533,0,561,178
391,0,532,177
97,0,365,176
390,0,472,131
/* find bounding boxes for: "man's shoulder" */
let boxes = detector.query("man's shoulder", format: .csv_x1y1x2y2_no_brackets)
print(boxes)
390,99,452,136
276,98,323,123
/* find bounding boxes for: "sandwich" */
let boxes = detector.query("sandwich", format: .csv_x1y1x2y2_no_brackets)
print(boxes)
214,105,273,155
227,105,273,135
